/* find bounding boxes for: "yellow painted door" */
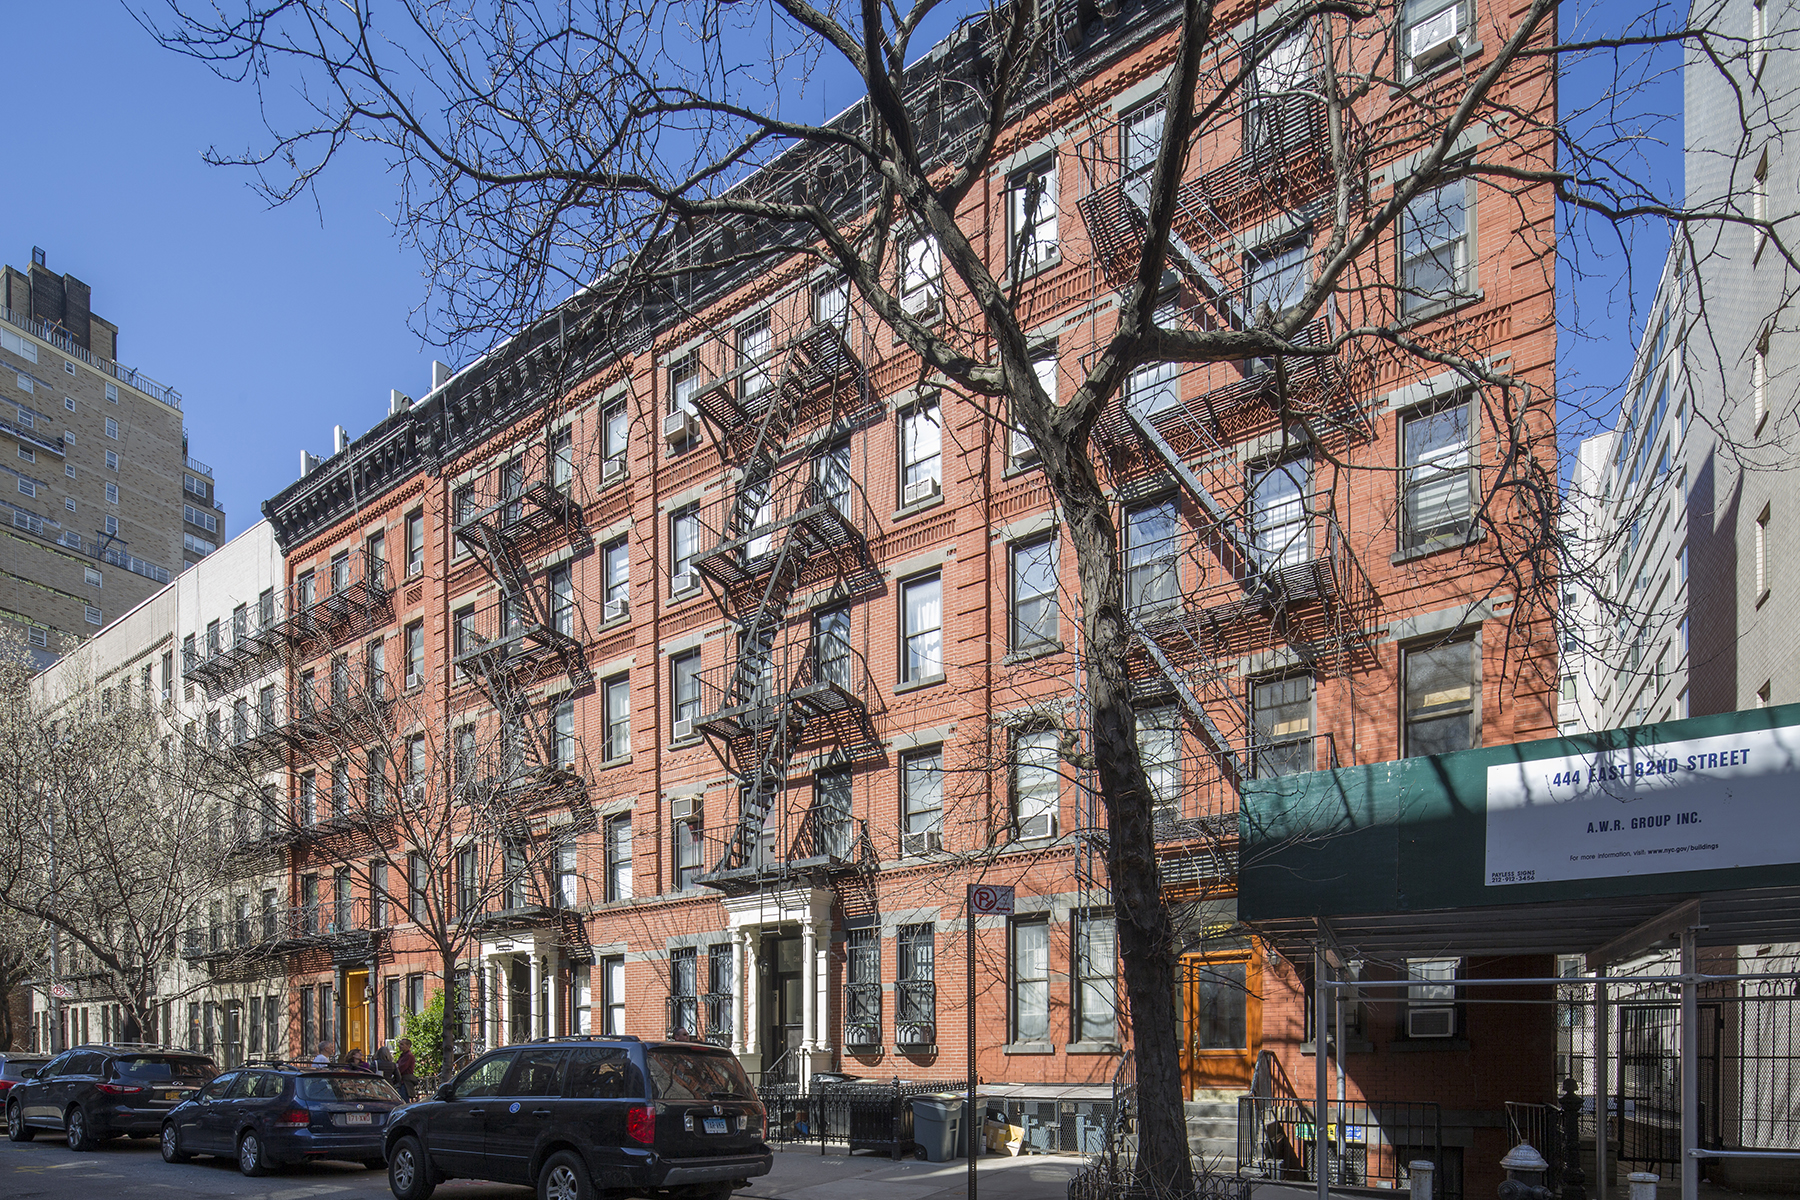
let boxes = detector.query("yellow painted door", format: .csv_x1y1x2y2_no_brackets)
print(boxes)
345,970,369,1055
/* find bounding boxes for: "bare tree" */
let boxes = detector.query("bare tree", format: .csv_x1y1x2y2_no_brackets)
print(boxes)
141,0,1798,1189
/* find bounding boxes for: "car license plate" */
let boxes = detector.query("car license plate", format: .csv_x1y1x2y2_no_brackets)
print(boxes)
339,1113,374,1126
703,1117,728,1135
163,1092,182,1102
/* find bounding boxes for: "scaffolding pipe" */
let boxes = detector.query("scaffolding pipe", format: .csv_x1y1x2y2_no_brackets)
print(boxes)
1597,964,1609,1200
1315,946,1330,1200
1309,972,1800,988
1680,926,1699,1200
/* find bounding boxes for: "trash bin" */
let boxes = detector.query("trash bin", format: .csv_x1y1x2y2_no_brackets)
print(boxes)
912,1095,965,1162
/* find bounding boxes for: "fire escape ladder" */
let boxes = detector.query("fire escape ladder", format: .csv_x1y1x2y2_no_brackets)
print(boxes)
1120,178,1244,332
721,691,810,872
1125,405,1276,602
1129,612,1248,787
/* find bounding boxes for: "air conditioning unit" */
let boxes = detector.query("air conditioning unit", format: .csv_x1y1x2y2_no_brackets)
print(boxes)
902,477,942,506
602,456,627,483
900,286,938,318
673,717,695,741
1407,1006,1456,1038
670,795,700,822
1010,429,1040,467
663,408,696,443
671,571,698,596
1018,812,1057,840
604,597,629,622
901,830,943,856
1407,5,1461,67
405,672,422,690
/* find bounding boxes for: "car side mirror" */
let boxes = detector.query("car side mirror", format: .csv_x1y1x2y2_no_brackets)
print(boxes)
436,1082,455,1102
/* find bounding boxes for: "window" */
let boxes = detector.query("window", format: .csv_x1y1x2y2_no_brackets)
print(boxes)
602,537,630,613
1754,331,1769,431
671,651,702,736
669,948,698,1035
1192,960,1249,1048
405,620,425,686
1244,239,1308,322
405,511,425,577
1756,504,1770,599
1010,917,1050,1043
331,761,351,820
1401,397,1474,551
901,573,943,683
258,587,275,627
1125,499,1180,610
1406,957,1460,1032
845,928,882,1046
603,674,630,761
16,477,33,498
1400,179,1473,313
1753,151,1770,260
65,496,75,509
1402,0,1466,76
1403,638,1478,756
669,356,699,419
899,401,942,504
814,604,852,690
366,637,387,699
901,747,943,840
547,426,574,490
1123,102,1165,181
455,846,478,917
605,815,633,901
1252,674,1315,776
185,533,216,556
738,314,773,400
601,956,627,1034
104,514,117,535
371,861,390,927
814,275,850,327
1073,911,1118,1043
896,924,936,1044
550,696,576,767
1012,727,1060,839
185,505,218,533
451,485,475,557
105,417,118,439
1009,536,1058,649
84,566,101,588
16,445,32,464
1137,705,1182,822
600,398,628,478
549,563,574,635
670,507,700,590
1008,354,1053,468
1008,157,1059,274
673,813,703,891
1245,31,1310,157
105,482,118,504
813,767,854,859
1752,0,1768,77
900,233,941,317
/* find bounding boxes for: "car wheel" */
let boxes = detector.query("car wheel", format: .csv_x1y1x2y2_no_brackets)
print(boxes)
388,1134,436,1200
65,1107,96,1152
238,1130,271,1177
160,1123,189,1163
6,1101,34,1142
538,1150,592,1200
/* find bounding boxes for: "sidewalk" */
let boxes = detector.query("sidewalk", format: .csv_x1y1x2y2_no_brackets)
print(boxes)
751,1143,1083,1200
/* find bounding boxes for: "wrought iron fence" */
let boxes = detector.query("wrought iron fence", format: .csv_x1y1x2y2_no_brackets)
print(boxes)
1238,1096,1442,1191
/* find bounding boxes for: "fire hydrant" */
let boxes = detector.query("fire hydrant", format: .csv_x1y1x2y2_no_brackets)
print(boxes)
1499,1143,1558,1200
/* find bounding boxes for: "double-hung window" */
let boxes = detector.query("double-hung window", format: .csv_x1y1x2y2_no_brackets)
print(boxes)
549,564,574,636
1125,500,1180,611
815,277,850,328
1251,673,1315,777
1012,354,1054,468
1244,239,1308,323
1401,397,1474,551
1009,535,1058,649
605,815,633,901
602,399,629,478
671,507,700,592
1073,910,1118,1043
1012,727,1060,839
901,573,943,683
1403,637,1478,756
1122,102,1165,186
1010,917,1050,1044
896,924,936,1045
671,651,702,738
900,234,941,317
738,314,773,401
1400,178,1473,313
405,619,425,686
899,401,942,504
550,426,574,490
1244,32,1310,157
673,814,704,891
901,747,943,845
813,767,854,859
405,511,425,577
603,674,631,762
1250,457,1311,569
1137,705,1182,822
602,537,630,614
1402,0,1466,77
815,605,851,689
1008,157,1059,275
552,697,576,767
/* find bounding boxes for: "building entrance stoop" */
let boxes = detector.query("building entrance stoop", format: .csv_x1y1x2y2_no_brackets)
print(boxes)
1189,1094,1244,1169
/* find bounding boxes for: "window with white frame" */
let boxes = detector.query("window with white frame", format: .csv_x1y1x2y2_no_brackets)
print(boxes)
602,399,628,476
1401,0,1467,77
738,314,773,400
1009,535,1058,649
606,815,633,901
1249,457,1311,569
671,507,700,590
673,816,704,891
1403,637,1478,756
1136,704,1182,821
900,234,942,317
1400,178,1473,313
553,696,576,767
1244,31,1311,156
105,482,118,504
901,573,943,683
671,650,702,736
814,276,850,327
16,445,31,464
1401,396,1474,551
1244,239,1308,322
1073,910,1118,1043
901,746,943,840
602,955,626,1034
1251,673,1315,777
1125,499,1180,610
1012,726,1060,839
899,400,942,504
549,563,574,636
1008,157,1059,274
406,511,425,577
602,537,630,611
1012,353,1054,468
1010,916,1050,1043
105,417,118,439
669,356,699,418
1122,102,1165,183
603,674,631,761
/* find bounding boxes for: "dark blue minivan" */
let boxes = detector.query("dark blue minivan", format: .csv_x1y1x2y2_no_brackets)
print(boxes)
161,1062,402,1176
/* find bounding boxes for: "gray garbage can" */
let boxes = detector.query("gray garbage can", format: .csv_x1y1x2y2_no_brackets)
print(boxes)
911,1096,963,1162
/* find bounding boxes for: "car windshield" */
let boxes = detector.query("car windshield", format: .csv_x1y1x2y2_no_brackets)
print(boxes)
113,1057,214,1084
298,1075,401,1102
646,1049,755,1102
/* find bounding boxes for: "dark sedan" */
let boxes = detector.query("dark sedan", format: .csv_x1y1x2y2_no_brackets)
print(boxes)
162,1064,402,1176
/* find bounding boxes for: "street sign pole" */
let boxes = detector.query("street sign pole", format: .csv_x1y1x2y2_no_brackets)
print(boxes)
966,884,1015,1198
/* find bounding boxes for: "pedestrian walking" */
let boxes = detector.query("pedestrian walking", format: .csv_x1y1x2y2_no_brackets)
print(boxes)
396,1037,416,1101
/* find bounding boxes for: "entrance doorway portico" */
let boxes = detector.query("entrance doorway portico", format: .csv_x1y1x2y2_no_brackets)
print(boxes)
722,887,834,1086
480,930,560,1048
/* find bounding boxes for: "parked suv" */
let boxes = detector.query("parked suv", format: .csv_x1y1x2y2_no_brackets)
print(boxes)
0,1054,49,1103
383,1035,770,1200
161,1061,403,1175
5,1045,216,1149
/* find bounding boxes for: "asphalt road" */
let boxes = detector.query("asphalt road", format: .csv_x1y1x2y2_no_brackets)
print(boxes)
0,1133,531,1200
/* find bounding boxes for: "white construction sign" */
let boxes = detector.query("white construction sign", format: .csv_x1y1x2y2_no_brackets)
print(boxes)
1485,723,1800,886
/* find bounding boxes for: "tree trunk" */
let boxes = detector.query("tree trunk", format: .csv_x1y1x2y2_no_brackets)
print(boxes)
1059,471,1196,1198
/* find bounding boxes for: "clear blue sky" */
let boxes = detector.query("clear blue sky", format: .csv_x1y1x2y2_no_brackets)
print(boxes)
9,0,1679,530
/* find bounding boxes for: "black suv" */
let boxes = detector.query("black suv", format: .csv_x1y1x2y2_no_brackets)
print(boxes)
383,1036,769,1200
5,1045,216,1149
161,1061,403,1175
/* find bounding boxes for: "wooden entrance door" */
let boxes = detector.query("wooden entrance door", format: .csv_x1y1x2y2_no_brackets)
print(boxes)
345,970,370,1055
1178,949,1262,1096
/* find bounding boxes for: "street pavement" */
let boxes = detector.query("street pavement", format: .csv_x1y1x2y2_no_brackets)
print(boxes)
0,1131,1083,1199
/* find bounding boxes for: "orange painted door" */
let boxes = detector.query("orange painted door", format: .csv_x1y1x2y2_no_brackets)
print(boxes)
1178,949,1262,1096
345,970,369,1055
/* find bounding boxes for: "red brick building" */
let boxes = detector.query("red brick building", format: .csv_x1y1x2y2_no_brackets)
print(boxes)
255,0,1558,1176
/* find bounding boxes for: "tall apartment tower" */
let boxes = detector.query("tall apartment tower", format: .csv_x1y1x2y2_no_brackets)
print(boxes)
0,247,226,666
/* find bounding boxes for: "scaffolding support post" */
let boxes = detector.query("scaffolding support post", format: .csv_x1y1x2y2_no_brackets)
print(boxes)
1316,944,1330,1200
1680,926,1698,1200
1596,965,1609,1200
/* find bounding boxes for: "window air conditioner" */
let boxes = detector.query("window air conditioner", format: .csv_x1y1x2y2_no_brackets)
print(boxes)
902,477,942,506
901,830,943,856
602,456,627,483
1011,429,1040,467
1407,1006,1456,1038
1018,813,1057,840
900,287,938,318
604,597,629,622
1408,6,1461,67
673,718,695,742
405,672,422,691
670,795,700,822
663,408,696,443
671,571,698,596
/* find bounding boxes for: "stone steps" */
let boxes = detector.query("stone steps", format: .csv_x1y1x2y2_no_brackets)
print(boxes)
1187,1096,1242,1166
